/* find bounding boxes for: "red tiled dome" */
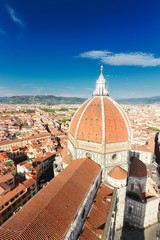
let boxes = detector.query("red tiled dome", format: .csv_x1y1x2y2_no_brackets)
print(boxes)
108,166,128,179
69,96,131,144
129,157,147,178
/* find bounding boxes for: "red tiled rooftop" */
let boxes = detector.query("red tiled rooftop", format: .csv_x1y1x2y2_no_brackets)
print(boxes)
61,145,72,165
129,157,147,178
108,166,127,179
80,184,113,239
0,182,10,192
80,227,100,240
0,184,25,207
22,178,36,189
0,155,6,161
62,153,72,165
131,143,154,153
23,162,32,168
11,146,19,151
0,158,101,240
0,173,14,184
0,133,51,146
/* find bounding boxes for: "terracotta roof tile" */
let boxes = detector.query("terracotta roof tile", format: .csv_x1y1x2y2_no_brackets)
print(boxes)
77,97,102,143
103,97,128,143
80,184,113,239
0,158,101,239
0,173,14,183
11,146,19,151
129,157,147,178
108,166,127,179
22,178,36,189
69,96,130,144
69,99,91,138
0,184,25,207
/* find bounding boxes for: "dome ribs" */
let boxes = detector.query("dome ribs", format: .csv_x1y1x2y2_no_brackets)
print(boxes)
103,97,128,143
69,96,130,146
104,99,117,143
70,98,91,138
111,98,131,139
101,96,105,144
77,97,102,143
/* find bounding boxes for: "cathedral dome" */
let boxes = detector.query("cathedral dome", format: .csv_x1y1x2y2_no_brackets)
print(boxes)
69,95,130,145
68,67,131,157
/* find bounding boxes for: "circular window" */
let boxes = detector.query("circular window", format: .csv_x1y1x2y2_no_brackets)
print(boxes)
86,152,92,159
112,154,117,160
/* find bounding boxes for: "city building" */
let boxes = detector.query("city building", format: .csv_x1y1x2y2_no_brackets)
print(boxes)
0,67,159,239
0,158,116,239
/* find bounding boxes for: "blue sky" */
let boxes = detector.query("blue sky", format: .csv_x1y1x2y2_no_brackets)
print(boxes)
0,0,160,99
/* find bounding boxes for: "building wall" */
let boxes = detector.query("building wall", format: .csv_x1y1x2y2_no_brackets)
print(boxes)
106,175,127,188
38,156,54,179
0,189,27,226
0,180,38,226
124,197,145,228
26,182,38,201
102,188,117,240
124,196,160,229
68,132,130,155
127,176,147,195
64,169,102,240
17,165,29,177
130,150,154,165
5,177,15,189
144,197,160,228
68,139,129,180
115,187,127,230
0,135,51,151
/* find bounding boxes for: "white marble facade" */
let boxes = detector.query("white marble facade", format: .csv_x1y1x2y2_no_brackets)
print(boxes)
68,139,129,180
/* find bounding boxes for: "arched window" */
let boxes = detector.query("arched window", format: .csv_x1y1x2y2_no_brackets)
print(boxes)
81,208,86,220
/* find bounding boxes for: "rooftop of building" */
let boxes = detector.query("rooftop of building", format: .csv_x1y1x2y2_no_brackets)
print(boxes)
0,158,101,240
108,166,128,179
129,156,148,179
80,183,113,239
0,173,14,184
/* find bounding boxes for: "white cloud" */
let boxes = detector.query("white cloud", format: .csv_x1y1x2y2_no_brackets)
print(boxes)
22,83,33,86
79,50,160,67
6,5,25,27
84,88,94,91
80,50,111,59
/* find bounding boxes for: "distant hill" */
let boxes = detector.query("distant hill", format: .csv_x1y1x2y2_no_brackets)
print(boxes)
0,95,160,105
0,95,86,105
116,96,160,105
